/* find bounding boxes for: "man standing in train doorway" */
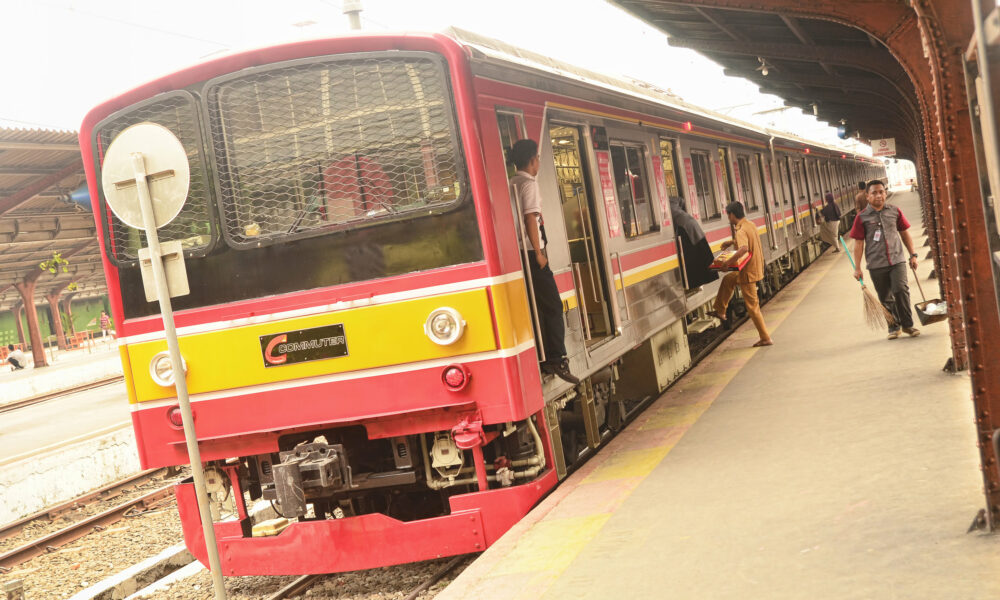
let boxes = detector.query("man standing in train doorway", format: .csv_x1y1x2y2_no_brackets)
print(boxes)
709,201,773,347
509,139,579,385
849,179,921,339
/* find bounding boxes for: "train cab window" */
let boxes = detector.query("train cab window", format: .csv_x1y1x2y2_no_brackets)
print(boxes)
609,143,657,238
736,155,758,211
100,52,484,319
496,110,526,178
690,151,721,221
658,138,682,198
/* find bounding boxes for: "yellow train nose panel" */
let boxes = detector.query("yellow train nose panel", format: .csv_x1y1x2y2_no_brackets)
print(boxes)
127,288,497,403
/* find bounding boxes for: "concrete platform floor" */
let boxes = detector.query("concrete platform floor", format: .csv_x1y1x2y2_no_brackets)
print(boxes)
1,339,122,405
439,191,999,600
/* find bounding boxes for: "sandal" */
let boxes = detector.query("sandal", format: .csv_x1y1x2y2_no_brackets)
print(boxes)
752,339,774,347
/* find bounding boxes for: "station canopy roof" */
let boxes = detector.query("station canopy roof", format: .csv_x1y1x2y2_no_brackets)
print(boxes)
610,1,919,161
0,128,105,314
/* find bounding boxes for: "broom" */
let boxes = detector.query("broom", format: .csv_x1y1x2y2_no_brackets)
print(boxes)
838,235,895,331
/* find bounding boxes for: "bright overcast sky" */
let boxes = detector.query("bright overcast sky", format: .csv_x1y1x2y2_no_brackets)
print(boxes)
0,0,864,152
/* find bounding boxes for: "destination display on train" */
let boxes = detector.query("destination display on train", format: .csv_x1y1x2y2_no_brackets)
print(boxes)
260,324,349,367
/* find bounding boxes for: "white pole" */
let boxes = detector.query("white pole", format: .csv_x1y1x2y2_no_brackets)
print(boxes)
130,152,228,600
343,0,362,30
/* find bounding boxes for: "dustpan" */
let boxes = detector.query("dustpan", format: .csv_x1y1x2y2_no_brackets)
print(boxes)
911,265,947,326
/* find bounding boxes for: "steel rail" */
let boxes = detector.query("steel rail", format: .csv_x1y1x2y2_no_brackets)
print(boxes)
0,483,175,572
265,574,323,600
0,375,125,415
0,468,167,540
402,555,466,600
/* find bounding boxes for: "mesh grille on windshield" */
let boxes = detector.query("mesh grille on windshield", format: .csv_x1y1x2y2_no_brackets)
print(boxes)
94,92,214,263
205,53,465,247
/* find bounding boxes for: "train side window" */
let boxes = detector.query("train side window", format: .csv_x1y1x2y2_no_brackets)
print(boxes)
609,143,658,238
658,138,682,199
690,151,721,221
496,110,527,178
736,155,758,211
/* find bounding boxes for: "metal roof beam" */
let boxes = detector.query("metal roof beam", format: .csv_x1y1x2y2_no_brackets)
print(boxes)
0,166,69,176
0,161,82,216
667,37,908,88
0,141,79,152
693,6,749,42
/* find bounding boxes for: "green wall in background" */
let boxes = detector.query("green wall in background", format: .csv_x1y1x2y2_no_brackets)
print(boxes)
0,297,110,347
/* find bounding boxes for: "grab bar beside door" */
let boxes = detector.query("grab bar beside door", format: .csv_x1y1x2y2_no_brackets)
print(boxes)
612,252,631,321
512,185,547,364
573,263,592,342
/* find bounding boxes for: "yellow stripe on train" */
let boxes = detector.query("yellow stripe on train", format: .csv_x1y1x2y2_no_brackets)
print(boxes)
126,289,498,403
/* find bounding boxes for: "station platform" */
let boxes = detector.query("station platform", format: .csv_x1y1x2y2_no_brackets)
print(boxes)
438,191,1000,599
1,337,122,406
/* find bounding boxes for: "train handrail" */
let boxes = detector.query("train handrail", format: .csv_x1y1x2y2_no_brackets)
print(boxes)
511,184,547,364
573,263,592,343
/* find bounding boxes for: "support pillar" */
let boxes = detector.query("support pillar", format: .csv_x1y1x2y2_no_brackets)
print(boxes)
13,271,47,367
45,284,69,351
12,302,25,348
912,0,1000,527
62,292,78,338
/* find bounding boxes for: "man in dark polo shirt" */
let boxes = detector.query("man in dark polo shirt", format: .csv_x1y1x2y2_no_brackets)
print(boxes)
849,180,920,339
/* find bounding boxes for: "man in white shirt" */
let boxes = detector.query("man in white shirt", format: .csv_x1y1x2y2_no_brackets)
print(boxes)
509,139,578,385
5,344,26,370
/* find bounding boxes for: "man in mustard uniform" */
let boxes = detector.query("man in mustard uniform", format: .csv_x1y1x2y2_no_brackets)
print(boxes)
710,201,772,347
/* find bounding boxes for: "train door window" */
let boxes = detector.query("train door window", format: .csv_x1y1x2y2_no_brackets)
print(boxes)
549,124,614,347
496,110,527,179
690,151,721,221
768,159,782,209
609,142,657,238
785,158,802,233
736,155,758,211
658,138,682,199
797,159,814,227
718,147,736,203
753,153,775,245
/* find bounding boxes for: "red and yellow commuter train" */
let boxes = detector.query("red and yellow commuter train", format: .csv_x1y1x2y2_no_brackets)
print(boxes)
79,29,885,575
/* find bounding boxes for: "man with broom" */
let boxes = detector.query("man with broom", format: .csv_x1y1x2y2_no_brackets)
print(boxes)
709,201,773,347
849,180,921,339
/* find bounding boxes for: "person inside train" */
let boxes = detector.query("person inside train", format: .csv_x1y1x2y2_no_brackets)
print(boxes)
709,201,773,347
855,181,868,214
669,195,718,289
509,139,580,385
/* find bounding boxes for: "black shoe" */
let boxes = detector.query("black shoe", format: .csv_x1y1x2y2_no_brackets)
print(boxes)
542,358,580,385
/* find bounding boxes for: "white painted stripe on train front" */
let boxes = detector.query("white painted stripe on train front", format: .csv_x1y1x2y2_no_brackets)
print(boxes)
129,339,538,411
117,271,525,345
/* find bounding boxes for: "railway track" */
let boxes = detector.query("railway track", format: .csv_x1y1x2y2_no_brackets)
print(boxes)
264,555,467,600
0,469,179,572
0,374,125,415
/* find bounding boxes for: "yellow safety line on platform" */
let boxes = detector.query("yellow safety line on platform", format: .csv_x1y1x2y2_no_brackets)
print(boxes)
441,252,844,600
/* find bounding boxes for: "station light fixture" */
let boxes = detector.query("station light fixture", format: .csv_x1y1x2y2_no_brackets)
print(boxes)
424,307,466,345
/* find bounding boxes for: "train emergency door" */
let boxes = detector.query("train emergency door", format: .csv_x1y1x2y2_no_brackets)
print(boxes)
548,124,615,348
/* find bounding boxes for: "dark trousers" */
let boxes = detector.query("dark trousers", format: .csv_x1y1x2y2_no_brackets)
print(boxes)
528,253,566,363
8,358,23,370
868,263,914,331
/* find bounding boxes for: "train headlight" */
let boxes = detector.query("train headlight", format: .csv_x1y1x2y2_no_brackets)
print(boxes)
424,307,465,345
149,350,187,387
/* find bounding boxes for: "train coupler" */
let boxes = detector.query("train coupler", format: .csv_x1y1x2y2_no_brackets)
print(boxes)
272,442,350,517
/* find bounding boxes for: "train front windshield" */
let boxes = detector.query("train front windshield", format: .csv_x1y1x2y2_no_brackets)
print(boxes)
93,52,482,319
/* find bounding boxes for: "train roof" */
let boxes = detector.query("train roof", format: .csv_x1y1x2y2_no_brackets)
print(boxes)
444,27,872,162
